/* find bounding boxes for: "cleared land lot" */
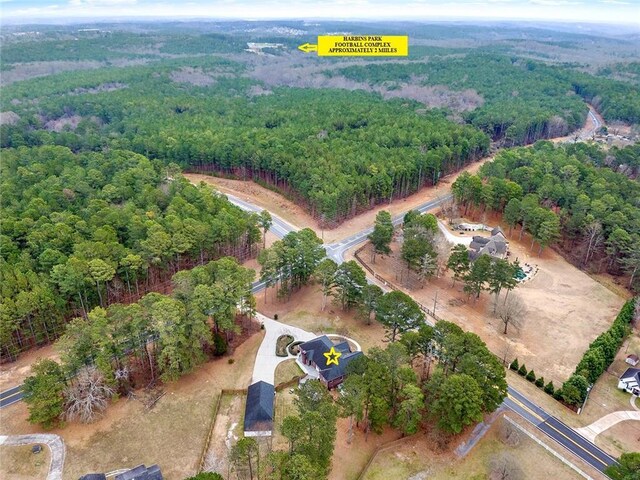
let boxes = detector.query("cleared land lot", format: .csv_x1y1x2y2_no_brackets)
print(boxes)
184,153,492,244
362,416,582,480
0,331,263,480
358,226,625,386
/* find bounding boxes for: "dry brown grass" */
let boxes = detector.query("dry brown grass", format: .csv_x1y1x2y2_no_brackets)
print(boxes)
256,284,387,352
273,359,303,386
359,217,625,386
0,445,51,480
0,331,263,480
362,416,582,480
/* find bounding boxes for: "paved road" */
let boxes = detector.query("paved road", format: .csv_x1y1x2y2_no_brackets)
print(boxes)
0,385,23,408
1,183,621,474
505,386,617,474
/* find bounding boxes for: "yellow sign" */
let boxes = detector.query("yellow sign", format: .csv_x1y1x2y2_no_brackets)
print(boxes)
323,346,342,366
298,35,408,57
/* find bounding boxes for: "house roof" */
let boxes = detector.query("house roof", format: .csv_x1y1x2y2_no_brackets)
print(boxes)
620,367,640,383
244,381,274,432
319,351,363,382
115,465,162,480
300,336,362,383
491,226,505,237
80,475,107,480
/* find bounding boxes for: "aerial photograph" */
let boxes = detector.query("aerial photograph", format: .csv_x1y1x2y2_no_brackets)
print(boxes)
0,0,639,479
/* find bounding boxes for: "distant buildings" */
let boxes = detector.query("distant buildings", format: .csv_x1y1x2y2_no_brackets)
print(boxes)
243,381,275,437
298,336,362,389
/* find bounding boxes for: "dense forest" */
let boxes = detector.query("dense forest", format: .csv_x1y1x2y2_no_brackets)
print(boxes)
1,58,489,224
0,145,260,361
452,141,640,291
332,55,640,143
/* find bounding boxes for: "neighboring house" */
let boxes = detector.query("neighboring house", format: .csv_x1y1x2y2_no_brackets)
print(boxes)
244,380,275,437
468,227,508,261
298,335,362,389
618,367,640,395
626,354,639,366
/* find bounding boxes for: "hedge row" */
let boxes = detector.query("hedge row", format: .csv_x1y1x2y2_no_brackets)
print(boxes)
562,298,636,406
510,298,636,408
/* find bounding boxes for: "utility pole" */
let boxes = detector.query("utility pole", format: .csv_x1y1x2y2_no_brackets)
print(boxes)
433,291,438,317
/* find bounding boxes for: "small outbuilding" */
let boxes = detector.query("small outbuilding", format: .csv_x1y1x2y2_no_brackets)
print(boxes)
626,354,639,366
244,381,275,437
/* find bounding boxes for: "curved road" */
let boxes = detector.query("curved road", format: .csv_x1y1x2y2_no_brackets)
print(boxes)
1,184,619,475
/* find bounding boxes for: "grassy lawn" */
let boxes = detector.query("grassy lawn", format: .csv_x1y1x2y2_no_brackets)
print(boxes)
274,359,303,386
363,417,582,480
0,445,51,480
273,389,297,451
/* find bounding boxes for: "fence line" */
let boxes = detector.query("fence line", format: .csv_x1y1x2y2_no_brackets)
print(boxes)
197,391,224,474
356,435,417,480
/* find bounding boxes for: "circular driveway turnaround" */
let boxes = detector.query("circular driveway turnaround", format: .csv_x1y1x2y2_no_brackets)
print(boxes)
0,433,65,480
251,312,316,385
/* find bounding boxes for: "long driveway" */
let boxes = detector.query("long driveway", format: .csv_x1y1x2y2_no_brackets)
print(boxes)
251,313,315,384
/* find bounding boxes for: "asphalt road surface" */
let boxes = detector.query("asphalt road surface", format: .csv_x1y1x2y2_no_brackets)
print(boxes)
0,385,23,408
1,189,620,475
505,386,617,473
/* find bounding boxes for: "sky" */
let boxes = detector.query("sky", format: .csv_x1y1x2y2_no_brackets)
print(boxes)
1,0,639,25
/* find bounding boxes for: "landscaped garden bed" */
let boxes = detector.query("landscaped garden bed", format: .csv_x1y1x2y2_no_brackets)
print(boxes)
276,334,294,357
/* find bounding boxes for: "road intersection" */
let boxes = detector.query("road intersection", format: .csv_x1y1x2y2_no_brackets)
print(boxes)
0,187,619,476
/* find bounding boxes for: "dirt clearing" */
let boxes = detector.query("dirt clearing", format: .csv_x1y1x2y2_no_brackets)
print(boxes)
357,216,625,386
0,331,263,480
184,154,494,244
0,345,58,392
362,415,582,480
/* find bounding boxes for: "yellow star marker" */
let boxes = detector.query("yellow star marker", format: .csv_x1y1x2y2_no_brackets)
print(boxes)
323,346,342,366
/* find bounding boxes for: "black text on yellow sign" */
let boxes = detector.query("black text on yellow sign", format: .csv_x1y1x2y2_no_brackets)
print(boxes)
298,35,408,57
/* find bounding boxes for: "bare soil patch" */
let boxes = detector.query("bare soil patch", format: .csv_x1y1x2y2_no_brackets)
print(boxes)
362,415,581,480
0,445,51,480
0,331,263,480
0,345,58,392
358,214,625,386
202,392,245,477
256,283,387,352
185,153,493,244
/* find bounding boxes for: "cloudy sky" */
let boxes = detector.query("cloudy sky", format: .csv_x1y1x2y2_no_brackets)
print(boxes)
1,0,638,24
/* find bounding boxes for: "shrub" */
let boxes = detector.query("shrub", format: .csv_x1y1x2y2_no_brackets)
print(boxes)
526,370,536,382
552,389,563,401
518,364,527,376
510,358,519,371
561,374,589,406
228,358,235,364
544,381,555,395
213,332,227,356
535,376,544,388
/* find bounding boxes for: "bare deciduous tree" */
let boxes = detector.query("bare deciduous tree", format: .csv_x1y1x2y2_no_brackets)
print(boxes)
582,222,603,266
498,419,522,447
490,452,523,480
433,235,453,278
64,366,115,423
496,294,526,335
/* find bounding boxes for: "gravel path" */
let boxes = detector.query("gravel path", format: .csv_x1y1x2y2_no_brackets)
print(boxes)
0,433,65,480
